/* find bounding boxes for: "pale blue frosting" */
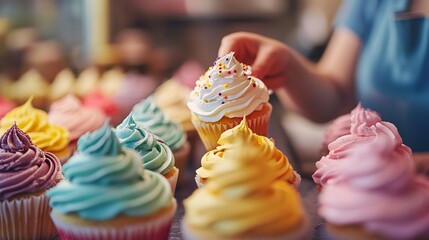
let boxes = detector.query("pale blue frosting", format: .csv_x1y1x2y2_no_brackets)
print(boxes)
47,121,172,220
115,115,175,175
130,96,186,151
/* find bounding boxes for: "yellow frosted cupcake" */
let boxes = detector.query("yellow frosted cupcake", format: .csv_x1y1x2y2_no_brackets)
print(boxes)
196,117,300,189
0,97,71,163
187,52,272,150
12,69,50,108
183,136,308,240
49,68,76,101
73,67,99,98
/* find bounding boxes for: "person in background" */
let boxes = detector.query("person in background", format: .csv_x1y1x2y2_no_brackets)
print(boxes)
218,0,429,173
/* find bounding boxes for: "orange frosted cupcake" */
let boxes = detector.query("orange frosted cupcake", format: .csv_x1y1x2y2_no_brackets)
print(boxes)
0,97,71,163
187,52,271,150
195,117,300,189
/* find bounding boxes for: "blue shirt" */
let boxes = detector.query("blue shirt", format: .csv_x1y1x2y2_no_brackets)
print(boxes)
337,0,429,152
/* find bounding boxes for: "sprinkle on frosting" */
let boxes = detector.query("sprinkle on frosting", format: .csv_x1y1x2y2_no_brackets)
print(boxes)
0,124,62,199
48,121,172,220
187,52,269,122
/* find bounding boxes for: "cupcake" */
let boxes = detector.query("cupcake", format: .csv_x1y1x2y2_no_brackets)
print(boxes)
196,117,300,189
130,97,190,180
48,94,106,149
0,96,15,118
82,90,119,119
0,97,71,163
49,68,76,102
0,123,63,240
319,122,429,240
183,136,308,240
114,115,179,193
47,122,177,240
98,67,124,97
12,69,50,108
73,66,99,98
313,106,382,189
187,52,272,150
320,104,380,156
154,79,194,134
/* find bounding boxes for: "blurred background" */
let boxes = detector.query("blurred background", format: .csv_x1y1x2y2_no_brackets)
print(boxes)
0,0,342,174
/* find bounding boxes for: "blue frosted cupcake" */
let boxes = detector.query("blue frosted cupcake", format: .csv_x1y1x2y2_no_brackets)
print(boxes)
115,115,179,193
47,122,177,240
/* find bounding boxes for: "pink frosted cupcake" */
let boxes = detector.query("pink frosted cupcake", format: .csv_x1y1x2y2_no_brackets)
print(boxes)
0,97,15,118
0,123,63,240
49,94,106,150
320,104,380,156
319,123,429,240
82,90,119,119
313,106,382,189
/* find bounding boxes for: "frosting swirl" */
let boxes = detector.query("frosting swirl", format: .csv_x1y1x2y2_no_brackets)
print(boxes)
197,118,297,186
0,97,70,153
319,123,429,239
187,52,269,122
0,124,62,199
115,115,175,175
184,139,305,237
48,122,172,220
131,97,186,151
49,94,106,141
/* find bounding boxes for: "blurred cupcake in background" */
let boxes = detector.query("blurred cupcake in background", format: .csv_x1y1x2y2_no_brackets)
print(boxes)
115,115,179,193
0,97,71,163
49,68,76,102
48,122,177,240
98,67,124,98
0,123,63,240
113,71,158,125
0,96,15,118
49,94,106,149
171,59,205,90
129,97,190,182
82,90,119,120
11,69,50,109
73,66,99,98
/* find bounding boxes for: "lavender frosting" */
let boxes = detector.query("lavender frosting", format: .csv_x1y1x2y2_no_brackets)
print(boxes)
0,124,62,199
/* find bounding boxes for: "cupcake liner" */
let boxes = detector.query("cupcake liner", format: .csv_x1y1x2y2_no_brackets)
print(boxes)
192,103,272,151
194,174,205,188
166,167,179,194
182,215,309,240
0,193,57,240
173,140,191,183
51,199,177,240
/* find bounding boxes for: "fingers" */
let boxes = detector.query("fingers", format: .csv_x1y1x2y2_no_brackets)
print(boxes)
218,32,259,64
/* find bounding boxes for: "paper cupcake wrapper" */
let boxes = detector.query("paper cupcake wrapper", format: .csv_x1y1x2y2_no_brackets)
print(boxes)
192,103,272,151
0,193,57,240
51,200,177,240
196,172,301,190
173,141,191,183
166,167,179,194
182,215,309,240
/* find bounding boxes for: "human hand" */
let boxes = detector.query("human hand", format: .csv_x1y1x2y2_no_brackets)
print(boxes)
414,152,429,175
218,32,290,89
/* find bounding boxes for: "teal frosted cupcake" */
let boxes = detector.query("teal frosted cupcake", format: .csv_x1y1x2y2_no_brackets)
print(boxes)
47,122,177,240
115,115,179,193
129,96,190,179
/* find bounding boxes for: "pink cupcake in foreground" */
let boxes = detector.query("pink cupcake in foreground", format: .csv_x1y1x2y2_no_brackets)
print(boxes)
319,123,429,240
320,104,380,156
313,105,382,189
0,123,63,240
49,94,106,150
0,97,15,118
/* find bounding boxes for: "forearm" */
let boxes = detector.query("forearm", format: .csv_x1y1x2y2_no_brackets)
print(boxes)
276,29,360,123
